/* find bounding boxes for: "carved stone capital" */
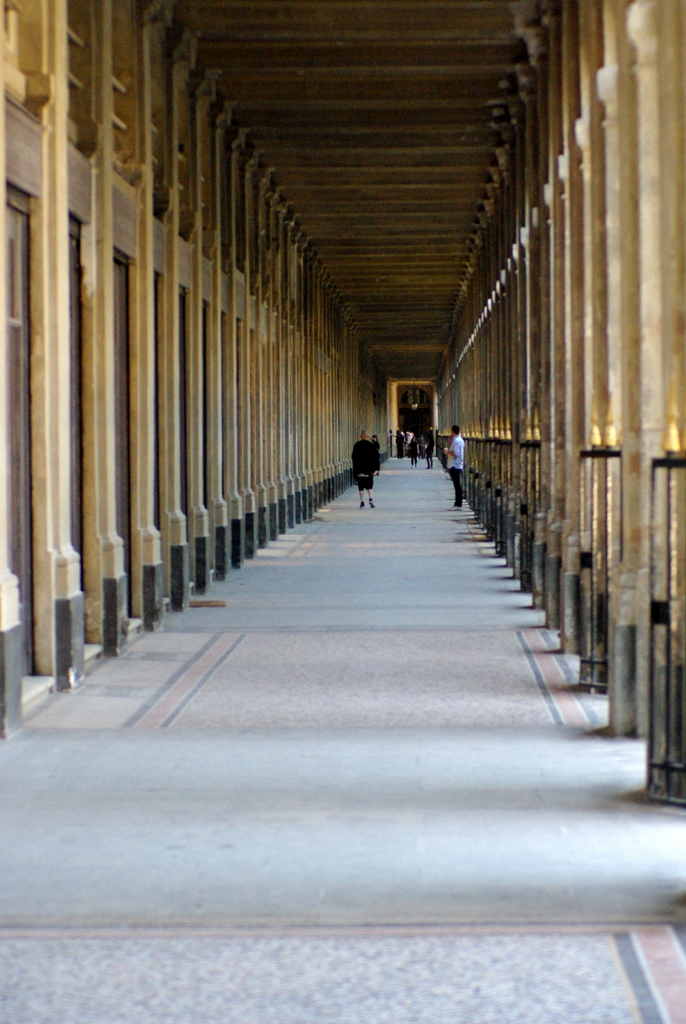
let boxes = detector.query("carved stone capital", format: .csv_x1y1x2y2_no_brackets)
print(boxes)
627,1,658,65
596,64,619,118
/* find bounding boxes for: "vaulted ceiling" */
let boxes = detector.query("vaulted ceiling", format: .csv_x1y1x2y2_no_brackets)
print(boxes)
183,1,527,380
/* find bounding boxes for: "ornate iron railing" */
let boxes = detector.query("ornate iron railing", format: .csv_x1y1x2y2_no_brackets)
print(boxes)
649,456,686,804
578,447,622,692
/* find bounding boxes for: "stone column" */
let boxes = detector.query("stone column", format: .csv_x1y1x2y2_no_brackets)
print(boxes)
560,0,584,654
227,130,245,566
544,1,566,631
598,1,640,733
22,0,85,684
206,101,231,579
158,34,193,610
240,152,258,556
0,12,23,731
129,5,164,631
626,0,666,734
83,0,127,652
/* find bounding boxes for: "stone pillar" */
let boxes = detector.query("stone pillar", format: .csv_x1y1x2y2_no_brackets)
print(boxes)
598,4,640,734
560,0,584,654
206,102,231,580
159,34,194,612
23,0,85,684
227,130,245,567
130,5,164,631
0,13,23,732
626,1,665,735
83,0,127,652
240,152,258,556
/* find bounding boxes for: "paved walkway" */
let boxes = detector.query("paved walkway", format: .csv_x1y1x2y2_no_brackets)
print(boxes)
2,461,686,1022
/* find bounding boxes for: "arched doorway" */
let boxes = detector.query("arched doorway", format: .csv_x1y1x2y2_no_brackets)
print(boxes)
398,387,432,437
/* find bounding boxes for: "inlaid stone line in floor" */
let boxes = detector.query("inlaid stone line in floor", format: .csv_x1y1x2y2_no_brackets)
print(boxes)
131,633,246,729
1,925,684,1024
619,926,686,1024
517,628,609,730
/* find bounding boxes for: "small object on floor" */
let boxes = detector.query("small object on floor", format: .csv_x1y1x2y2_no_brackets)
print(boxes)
360,500,365,508
189,599,227,608
369,499,375,507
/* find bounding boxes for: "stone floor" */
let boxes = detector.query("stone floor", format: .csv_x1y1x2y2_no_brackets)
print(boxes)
2,460,686,1021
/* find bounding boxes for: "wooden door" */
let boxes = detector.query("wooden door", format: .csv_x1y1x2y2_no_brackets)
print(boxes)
6,191,33,674
113,256,131,611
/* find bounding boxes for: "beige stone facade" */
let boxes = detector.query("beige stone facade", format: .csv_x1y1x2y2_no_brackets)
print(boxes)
2,0,686,803
0,0,388,737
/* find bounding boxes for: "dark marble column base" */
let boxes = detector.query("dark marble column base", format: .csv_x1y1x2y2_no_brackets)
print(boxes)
532,540,546,609
286,493,295,530
307,486,314,519
170,543,189,611
102,574,128,656
611,623,637,736
269,502,279,541
244,511,256,559
545,553,561,631
257,506,268,548
0,623,22,737
563,571,580,653
195,535,209,594
142,563,164,631
214,525,228,581
278,497,287,534
231,518,245,568
295,491,302,525
55,591,85,690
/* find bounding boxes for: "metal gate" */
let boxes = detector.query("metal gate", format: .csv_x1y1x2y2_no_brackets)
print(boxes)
578,447,622,691
649,456,686,804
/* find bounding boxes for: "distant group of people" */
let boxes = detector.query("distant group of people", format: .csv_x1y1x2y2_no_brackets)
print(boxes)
351,424,465,512
394,429,434,469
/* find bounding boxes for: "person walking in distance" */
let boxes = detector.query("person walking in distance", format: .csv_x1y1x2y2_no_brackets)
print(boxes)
352,430,380,508
425,430,434,469
444,424,465,508
408,434,419,467
395,430,405,459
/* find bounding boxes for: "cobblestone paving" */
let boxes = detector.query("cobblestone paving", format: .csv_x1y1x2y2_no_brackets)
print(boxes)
0,930,648,1024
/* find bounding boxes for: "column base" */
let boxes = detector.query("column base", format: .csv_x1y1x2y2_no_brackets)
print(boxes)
295,491,302,525
287,493,295,529
231,518,244,568
55,592,85,690
257,506,268,548
102,574,128,656
0,623,24,737
170,543,189,611
142,563,164,631
215,525,228,581
563,571,580,653
307,486,314,519
194,536,209,594
610,623,637,736
269,502,279,542
278,497,287,534
244,511,256,558
532,540,546,609
545,554,562,631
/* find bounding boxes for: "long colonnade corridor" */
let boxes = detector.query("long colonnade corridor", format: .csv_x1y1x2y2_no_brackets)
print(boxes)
1,465,685,1021
5,0,686,1018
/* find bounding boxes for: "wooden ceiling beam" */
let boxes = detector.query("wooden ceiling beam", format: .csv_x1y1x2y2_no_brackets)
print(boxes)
184,2,515,40
198,40,521,69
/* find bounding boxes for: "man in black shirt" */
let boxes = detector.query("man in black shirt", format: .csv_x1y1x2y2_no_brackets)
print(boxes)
351,431,380,508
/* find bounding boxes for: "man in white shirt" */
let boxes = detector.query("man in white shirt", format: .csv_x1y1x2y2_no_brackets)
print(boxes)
443,424,465,508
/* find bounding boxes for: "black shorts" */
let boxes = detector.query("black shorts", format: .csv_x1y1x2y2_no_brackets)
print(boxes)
356,475,374,490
